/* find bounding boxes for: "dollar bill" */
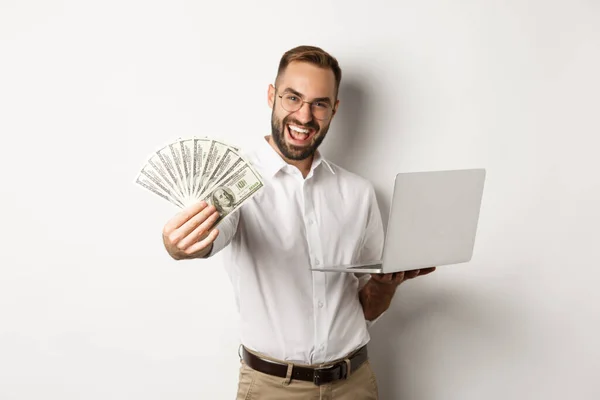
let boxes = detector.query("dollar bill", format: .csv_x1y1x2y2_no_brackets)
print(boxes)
156,145,185,202
135,165,185,208
191,137,212,198
168,142,187,204
146,153,186,205
135,136,264,212
179,138,194,199
196,139,231,197
197,150,246,200
200,162,264,226
201,147,245,196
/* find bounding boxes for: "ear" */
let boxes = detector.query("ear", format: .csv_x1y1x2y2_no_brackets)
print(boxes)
331,99,340,119
268,84,276,109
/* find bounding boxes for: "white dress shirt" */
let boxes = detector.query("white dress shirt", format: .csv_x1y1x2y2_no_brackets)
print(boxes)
209,137,384,365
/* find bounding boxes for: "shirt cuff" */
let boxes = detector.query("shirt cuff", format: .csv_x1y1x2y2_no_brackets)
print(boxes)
204,229,226,257
365,311,385,329
203,210,240,258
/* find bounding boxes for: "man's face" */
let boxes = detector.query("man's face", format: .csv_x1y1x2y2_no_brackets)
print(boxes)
268,61,339,161
215,189,232,207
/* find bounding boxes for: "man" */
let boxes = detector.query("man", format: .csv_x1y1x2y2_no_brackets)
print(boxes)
162,45,435,399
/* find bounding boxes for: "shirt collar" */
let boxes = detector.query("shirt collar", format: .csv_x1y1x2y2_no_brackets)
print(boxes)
256,136,336,177
256,137,287,177
312,150,336,175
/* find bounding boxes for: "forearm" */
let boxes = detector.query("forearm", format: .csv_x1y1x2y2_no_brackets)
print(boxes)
358,278,398,321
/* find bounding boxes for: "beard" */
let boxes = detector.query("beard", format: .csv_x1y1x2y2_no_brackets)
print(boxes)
270,108,330,161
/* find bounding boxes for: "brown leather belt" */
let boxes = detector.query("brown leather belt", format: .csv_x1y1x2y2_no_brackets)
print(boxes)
241,345,368,386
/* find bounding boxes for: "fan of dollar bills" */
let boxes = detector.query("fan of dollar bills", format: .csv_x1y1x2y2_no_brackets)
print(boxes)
135,137,264,223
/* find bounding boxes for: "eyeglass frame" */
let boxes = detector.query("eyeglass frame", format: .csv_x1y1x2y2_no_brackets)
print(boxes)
274,87,336,120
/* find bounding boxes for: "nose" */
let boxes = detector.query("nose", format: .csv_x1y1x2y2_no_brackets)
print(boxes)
294,102,313,124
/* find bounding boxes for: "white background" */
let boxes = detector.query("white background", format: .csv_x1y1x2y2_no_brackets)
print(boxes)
1,0,599,399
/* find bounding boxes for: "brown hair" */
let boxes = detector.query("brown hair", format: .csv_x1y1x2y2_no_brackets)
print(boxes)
275,45,342,98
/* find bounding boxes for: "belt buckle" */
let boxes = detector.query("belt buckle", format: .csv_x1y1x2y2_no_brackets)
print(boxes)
313,365,328,386
313,362,347,386
313,370,323,386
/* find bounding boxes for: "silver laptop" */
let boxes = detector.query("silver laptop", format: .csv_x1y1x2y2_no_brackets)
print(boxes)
312,168,486,274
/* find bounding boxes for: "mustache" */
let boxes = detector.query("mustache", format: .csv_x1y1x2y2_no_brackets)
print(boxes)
283,116,319,132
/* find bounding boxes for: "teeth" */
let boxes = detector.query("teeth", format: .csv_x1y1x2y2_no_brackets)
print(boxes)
289,125,309,134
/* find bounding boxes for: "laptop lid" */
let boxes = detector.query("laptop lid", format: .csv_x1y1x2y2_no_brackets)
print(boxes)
379,168,486,273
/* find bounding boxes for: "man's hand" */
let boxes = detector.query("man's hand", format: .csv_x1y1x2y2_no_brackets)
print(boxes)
359,267,437,321
370,267,437,286
162,201,220,260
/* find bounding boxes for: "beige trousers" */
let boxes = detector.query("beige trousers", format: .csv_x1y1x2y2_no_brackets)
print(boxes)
235,353,379,400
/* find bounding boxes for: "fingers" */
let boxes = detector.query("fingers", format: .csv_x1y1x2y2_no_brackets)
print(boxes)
175,204,218,244
183,228,219,256
163,201,209,234
404,269,421,280
392,272,405,284
374,273,391,282
373,272,404,284
402,267,437,281
419,267,437,275
372,267,437,285
164,203,216,247
162,201,222,260
176,210,220,250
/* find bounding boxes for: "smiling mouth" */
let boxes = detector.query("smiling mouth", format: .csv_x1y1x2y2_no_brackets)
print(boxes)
286,124,316,145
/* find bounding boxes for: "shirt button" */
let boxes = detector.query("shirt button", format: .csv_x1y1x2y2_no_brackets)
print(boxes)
315,260,320,266
318,301,324,308
307,219,313,225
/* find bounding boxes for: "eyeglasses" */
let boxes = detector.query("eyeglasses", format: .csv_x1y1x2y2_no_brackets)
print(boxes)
276,89,334,120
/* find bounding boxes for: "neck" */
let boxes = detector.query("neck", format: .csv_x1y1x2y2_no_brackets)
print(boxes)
267,135,314,178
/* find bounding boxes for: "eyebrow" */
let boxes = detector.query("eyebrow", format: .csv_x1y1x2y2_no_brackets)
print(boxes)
282,87,332,105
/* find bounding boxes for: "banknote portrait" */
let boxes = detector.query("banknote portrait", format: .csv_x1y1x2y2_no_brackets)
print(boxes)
211,187,235,214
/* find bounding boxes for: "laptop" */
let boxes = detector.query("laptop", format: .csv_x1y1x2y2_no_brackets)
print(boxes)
311,168,486,274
